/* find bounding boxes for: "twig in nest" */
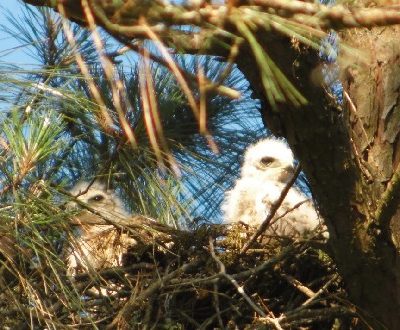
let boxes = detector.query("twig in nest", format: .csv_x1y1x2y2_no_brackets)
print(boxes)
108,260,200,329
278,306,353,327
281,273,316,298
208,237,266,317
212,282,225,329
264,316,285,330
302,274,339,307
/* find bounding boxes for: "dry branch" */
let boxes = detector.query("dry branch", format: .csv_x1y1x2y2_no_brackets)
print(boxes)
23,0,400,39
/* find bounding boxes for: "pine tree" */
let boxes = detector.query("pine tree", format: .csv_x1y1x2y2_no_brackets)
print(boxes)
3,1,400,328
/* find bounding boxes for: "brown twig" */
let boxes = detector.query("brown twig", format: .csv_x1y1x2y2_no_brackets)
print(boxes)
302,274,339,307
212,282,225,329
28,0,400,32
209,237,267,317
281,273,316,298
108,260,199,329
240,165,301,254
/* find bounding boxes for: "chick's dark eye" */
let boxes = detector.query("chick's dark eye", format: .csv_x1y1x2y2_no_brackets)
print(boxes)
260,156,274,166
89,195,105,202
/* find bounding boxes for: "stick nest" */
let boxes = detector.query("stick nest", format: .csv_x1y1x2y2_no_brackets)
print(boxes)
0,219,357,329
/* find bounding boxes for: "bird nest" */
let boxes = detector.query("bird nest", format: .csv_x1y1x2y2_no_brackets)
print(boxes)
0,219,356,329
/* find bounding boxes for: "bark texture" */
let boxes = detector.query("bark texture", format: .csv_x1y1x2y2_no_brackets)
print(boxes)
237,26,400,329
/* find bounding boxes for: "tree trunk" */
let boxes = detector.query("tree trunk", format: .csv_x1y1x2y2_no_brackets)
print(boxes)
237,26,400,329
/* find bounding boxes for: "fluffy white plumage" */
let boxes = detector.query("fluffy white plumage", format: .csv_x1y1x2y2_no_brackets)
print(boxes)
65,181,135,274
222,137,324,237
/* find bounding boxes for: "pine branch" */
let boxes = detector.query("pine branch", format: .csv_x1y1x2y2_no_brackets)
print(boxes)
23,0,400,41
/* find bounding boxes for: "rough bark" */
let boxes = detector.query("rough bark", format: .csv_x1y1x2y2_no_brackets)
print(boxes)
237,27,400,329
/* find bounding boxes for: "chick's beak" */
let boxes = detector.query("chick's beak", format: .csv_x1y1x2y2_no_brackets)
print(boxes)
284,164,295,175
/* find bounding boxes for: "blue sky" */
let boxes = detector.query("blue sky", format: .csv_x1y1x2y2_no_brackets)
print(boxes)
0,1,37,65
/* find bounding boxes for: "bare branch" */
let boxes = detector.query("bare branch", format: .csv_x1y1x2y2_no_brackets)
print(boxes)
23,0,400,40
